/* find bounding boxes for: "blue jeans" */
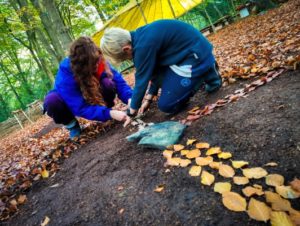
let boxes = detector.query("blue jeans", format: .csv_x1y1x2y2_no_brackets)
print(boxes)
154,64,221,114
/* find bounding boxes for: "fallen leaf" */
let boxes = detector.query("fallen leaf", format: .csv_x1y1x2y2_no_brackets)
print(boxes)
41,169,49,179
247,198,271,222
290,178,300,192
209,161,221,170
186,139,197,146
266,174,284,187
195,142,210,149
189,165,202,177
154,185,165,193
179,159,192,167
253,184,263,189
242,186,264,197
206,147,221,155
201,171,215,186
119,208,125,214
219,164,235,178
173,144,185,152
50,183,59,188
41,216,50,226
270,211,294,226
166,157,181,166
264,162,278,167
214,182,231,194
195,156,213,166
222,191,247,212
17,195,27,205
186,149,201,159
163,150,173,159
231,160,249,169
218,152,232,159
275,186,300,199
243,167,268,179
180,150,189,156
233,176,249,185
290,212,300,226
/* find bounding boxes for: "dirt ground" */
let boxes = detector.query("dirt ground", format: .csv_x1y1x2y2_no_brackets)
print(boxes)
3,69,300,226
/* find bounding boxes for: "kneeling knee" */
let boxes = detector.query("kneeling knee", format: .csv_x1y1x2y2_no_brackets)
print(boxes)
158,102,177,114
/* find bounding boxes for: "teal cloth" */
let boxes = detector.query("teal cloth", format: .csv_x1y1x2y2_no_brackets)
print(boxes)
126,121,186,150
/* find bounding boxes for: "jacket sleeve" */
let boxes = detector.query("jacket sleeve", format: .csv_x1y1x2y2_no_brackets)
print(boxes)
110,66,132,104
130,44,158,110
55,65,112,122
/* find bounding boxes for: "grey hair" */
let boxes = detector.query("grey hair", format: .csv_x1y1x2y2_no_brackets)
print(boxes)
100,27,131,64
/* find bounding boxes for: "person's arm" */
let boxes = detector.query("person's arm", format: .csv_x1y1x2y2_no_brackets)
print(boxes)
130,45,158,111
110,66,133,104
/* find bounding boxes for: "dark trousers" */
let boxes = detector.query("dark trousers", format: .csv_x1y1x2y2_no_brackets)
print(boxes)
43,77,116,125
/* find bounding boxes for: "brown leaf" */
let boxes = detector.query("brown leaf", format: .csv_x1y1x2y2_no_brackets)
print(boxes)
173,144,185,152
154,185,165,193
209,161,222,170
195,156,213,166
247,198,271,222
275,186,300,199
17,195,27,205
162,150,173,159
41,216,50,226
290,178,300,192
195,142,210,149
233,176,249,185
186,149,201,159
222,192,247,212
242,186,264,197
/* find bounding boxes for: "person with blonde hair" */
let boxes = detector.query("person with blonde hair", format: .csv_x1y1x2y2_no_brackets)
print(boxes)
100,19,222,118
43,36,132,138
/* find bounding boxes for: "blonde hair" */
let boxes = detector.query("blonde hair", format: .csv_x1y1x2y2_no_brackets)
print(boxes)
100,27,131,64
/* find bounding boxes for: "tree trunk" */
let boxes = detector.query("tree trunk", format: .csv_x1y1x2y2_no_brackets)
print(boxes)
204,8,216,33
0,62,26,109
89,0,108,22
0,93,11,118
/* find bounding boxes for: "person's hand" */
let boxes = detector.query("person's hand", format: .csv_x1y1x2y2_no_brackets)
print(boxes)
138,100,151,114
127,98,131,108
110,110,130,122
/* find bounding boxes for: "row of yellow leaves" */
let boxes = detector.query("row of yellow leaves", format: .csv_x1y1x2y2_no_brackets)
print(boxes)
158,139,300,225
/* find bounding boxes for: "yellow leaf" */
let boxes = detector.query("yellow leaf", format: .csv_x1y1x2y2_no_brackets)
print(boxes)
195,156,213,166
219,164,235,178
189,165,202,177
253,184,263,189
17,195,27,205
242,167,268,179
209,161,221,170
264,162,278,167
275,186,300,199
163,150,173,159
179,159,192,167
186,149,201,159
233,176,249,185
266,174,284,187
206,147,221,155
271,211,294,226
41,216,50,226
218,152,232,159
180,149,189,156
242,186,264,197
154,185,165,193
231,160,249,169
265,191,282,203
201,171,215,186
195,142,210,149
214,182,231,194
265,191,298,213
247,198,271,222
173,144,185,152
186,139,197,146
222,191,247,212
41,169,49,178
166,157,181,166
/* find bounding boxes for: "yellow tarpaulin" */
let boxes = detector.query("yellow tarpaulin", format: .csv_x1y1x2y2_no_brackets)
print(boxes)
92,0,203,45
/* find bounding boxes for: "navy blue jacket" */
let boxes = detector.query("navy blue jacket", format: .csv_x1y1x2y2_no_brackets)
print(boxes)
53,58,132,122
130,19,215,110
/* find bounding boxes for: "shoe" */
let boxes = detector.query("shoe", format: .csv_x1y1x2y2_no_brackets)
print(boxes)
65,119,81,139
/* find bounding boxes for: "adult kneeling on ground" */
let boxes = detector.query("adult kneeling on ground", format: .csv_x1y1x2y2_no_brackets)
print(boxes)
100,19,222,121
43,36,132,138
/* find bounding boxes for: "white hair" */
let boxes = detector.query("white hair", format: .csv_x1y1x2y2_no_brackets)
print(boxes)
100,27,131,64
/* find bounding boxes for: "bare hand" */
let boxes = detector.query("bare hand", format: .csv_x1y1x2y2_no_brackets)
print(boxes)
110,110,130,122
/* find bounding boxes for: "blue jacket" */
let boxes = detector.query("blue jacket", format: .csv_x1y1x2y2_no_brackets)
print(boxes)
53,58,132,122
130,19,215,110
